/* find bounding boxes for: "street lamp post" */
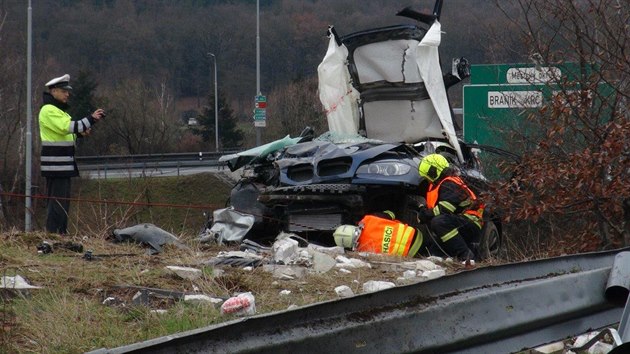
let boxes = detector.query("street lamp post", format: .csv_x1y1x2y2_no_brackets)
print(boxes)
255,0,261,146
25,0,33,231
208,53,219,152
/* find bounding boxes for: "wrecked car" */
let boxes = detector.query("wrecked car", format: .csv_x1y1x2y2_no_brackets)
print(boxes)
221,1,504,259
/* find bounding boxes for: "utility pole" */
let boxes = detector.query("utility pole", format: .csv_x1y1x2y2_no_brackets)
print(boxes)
25,0,33,232
208,53,219,152
255,0,262,146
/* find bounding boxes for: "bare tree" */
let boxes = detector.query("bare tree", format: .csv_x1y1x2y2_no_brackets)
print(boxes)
490,0,629,254
99,79,180,155
265,76,326,140
0,7,27,227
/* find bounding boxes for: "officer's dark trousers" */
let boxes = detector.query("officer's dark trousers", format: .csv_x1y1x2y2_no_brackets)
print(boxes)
46,177,71,234
429,214,481,260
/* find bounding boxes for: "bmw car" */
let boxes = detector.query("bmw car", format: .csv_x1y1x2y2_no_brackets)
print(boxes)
221,1,505,259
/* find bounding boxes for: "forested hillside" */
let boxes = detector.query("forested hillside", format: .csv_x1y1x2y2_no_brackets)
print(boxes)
6,1,515,100
1,1,519,143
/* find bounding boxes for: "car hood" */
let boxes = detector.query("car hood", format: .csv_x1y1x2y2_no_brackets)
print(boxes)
276,139,400,170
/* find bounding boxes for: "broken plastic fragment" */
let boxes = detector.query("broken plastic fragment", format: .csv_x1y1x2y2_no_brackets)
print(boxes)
0,275,41,289
220,292,256,316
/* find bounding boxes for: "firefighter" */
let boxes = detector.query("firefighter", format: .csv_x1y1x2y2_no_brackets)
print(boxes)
333,210,434,258
415,153,484,260
39,74,106,234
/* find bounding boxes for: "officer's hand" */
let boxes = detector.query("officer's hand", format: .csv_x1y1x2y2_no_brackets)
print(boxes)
92,108,106,121
417,206,433,224
408,197,427,210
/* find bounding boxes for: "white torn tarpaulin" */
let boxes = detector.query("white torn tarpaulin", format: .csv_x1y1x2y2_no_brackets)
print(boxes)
318,27,361,134
415,21,464,162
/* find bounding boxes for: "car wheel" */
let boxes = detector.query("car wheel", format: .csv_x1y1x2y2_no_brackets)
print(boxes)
477,220,501,260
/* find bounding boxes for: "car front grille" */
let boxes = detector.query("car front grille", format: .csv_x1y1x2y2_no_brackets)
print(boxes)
317,157,352,177
287,164,313,182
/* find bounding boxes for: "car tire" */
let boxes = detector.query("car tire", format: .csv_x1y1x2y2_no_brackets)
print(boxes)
477,220,501,260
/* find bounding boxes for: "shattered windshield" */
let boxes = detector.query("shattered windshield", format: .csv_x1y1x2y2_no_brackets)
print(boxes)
315,131,385,145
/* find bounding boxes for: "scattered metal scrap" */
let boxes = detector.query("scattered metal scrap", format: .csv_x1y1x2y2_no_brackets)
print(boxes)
112,223,189,254
36,241,84,254
87,248,630,354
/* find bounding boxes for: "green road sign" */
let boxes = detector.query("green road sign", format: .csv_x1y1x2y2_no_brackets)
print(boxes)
253,95,267,127
464,63,611,149
463,84,545,148
470,63,592,85
254,108,266,119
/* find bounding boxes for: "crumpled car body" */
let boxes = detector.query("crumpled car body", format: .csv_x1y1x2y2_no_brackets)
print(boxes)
223,2,504,258
258,136,422,232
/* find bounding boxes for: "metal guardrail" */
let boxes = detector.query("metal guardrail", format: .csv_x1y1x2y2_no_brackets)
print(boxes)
76,151,231,164
76,151,234,166
89,248,630,354
75,151,241,174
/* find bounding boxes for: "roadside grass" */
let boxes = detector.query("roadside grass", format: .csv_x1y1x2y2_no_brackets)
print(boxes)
0,227,417,353
73,173,232,236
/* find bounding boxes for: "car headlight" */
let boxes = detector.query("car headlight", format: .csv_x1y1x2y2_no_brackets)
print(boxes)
356,162,411,176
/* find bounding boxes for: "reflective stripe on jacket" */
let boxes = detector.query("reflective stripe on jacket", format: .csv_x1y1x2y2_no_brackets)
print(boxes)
39,101,79,177
426,176,484,227
356,215,419,257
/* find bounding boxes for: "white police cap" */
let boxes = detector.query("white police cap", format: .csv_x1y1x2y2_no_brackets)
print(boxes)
45,74,72,90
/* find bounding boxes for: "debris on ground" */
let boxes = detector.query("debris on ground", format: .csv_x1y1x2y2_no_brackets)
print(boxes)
240,239,272,254
220,292,256,316
183,294,224,307
263,264,307,280
204,250,265,268
306,243,345,256
334,285,354,298
310,251,336,273
102,297,120,306
335,255,372,269
111,223,190,254
199,207,255,244
36,241,84,254
363,280,396,293
529,328,622,354
0,275,42,293
165,266,203,280
272,235,300,264
104,286,186,308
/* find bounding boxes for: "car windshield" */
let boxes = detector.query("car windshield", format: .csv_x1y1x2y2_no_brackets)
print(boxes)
314,131,384,145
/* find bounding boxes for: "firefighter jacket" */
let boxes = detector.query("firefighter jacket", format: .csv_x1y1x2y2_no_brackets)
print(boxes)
39,92,95,178
356,214,422,257
425,176,484,228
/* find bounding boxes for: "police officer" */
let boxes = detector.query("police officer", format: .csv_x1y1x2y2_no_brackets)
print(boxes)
415,153,484,260
39,74,106,234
